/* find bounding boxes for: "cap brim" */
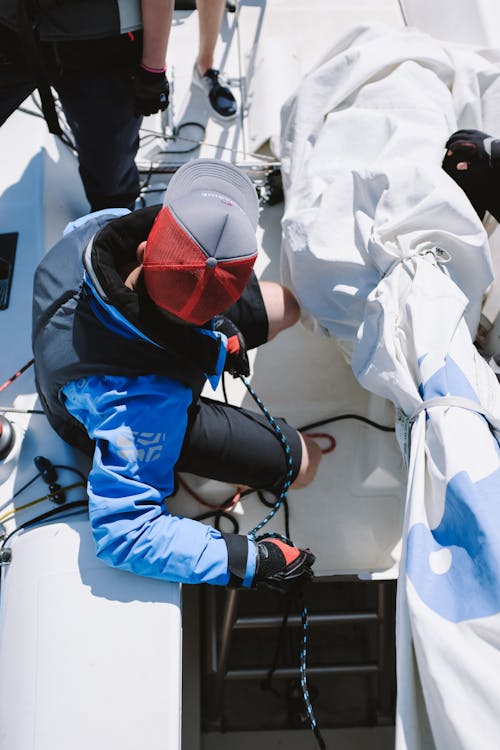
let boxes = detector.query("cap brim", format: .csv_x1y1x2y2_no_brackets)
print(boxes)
164,158,259,230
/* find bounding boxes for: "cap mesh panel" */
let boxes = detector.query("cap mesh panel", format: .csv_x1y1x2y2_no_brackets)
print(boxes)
143,207,256,324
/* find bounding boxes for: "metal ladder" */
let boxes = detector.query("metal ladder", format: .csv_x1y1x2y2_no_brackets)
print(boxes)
202,578,397,731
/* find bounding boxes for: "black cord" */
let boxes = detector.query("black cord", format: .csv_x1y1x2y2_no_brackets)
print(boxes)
54,464,88,483
1,463,87,511
261,592,293,697
0,500,89,552
8,471,42,502
150,120,206,156
138,124,276,164
172,120,206,154
299,413,395,433
20,93,77,153
221,372,229,404
192,509,239,534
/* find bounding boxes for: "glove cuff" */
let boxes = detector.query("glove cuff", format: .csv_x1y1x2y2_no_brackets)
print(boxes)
222,532,252,587
490,139,500,168
140,62,167,74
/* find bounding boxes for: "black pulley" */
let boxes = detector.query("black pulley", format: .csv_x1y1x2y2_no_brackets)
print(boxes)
0,415,15,459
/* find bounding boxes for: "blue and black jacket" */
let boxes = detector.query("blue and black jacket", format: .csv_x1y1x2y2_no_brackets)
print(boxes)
32,208,256,587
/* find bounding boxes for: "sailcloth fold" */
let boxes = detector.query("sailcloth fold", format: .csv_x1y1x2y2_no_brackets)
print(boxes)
280,23,500,749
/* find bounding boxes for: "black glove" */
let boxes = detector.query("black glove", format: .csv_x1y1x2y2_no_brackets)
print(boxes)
213,315,250,377
131,65,169,117
445,129,500,167
253,538,315,594
443,129,500,222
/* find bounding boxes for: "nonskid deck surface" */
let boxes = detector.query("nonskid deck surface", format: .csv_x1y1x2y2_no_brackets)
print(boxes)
0,2,409,746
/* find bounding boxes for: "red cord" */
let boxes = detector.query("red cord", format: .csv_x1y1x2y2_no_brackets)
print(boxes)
176,474,242,511
0,358,34,393
304,432,336,454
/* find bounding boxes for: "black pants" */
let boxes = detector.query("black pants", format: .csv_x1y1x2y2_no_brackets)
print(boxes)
0,24,142,211
176,274,303,494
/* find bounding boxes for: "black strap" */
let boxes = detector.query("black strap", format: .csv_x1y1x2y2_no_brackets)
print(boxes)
16,0,62,135
221,532,250,587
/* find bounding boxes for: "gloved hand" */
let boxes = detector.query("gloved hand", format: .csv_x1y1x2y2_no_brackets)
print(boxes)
445,129,500,167
253,538,315,593
213,315,250,377
443,129,500,222
131,64,169,117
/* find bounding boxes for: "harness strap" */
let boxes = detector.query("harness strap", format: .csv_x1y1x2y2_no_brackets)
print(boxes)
16,0,62,135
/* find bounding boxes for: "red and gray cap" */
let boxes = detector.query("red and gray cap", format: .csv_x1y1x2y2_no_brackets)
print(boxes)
143,158,259,325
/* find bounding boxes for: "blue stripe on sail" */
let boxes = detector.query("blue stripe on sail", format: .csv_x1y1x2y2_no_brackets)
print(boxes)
418,354,479,401
407,355,500,622
407,466,500,622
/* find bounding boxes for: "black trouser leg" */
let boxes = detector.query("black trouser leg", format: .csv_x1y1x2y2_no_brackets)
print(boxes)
0,24,36,125
56,70,142,211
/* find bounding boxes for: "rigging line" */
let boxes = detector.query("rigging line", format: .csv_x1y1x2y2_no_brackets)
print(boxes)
149,120,205,155
261,593,293,697
0,471,41,510
0,358,35,393
17,89,76,151
238,374,327,748
175,474,242,512
18,105,45,119
0,480,86,524
300,413,395,433
54,464,88,483
0,501,89,553
302,432,336,454
299,594,327,750
138,125,277,163
0,407,45,414
192,509,239,534
240,374,293,540
27,92,77,152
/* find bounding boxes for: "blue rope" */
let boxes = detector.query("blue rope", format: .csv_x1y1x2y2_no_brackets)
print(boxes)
238,374,327,749
300,598,327,749
239,375,294,540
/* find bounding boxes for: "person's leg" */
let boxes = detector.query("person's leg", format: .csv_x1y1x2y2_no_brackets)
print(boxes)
52,34,144,211
206,275,322,488
192,0,237,119
0,24,37,125
56,69,142,211
259,280,300,341
195,0,226,75
293,433,323,489
176,398,322,493
223,274,301,349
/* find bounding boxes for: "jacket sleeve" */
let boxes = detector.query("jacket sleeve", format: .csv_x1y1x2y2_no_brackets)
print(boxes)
62,374,256,586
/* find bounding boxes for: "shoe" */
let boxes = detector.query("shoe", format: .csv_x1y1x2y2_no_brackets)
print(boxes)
192,65,238,120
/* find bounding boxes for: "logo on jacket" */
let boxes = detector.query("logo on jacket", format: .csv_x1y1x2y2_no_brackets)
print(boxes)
116,431,167,463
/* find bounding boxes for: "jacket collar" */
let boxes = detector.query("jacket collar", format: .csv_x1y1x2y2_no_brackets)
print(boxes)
84,206,225,377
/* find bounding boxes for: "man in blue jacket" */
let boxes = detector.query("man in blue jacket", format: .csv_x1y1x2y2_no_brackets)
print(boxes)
32,158,321,591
